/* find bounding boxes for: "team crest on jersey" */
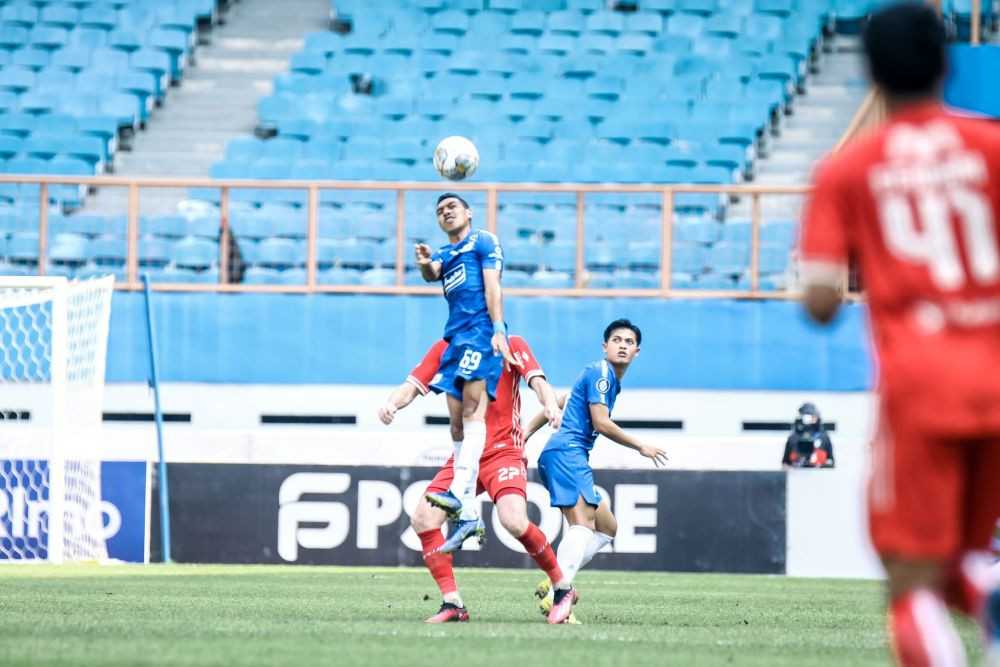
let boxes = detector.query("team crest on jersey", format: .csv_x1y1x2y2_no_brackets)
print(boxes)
595,377,611,394
443,264,466,294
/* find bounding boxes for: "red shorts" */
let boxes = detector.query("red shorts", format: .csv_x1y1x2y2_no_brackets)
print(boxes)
868,409,1000,561
425,449,527,502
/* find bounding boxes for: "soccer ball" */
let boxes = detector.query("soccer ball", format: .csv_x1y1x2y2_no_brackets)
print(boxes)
433,136,479,181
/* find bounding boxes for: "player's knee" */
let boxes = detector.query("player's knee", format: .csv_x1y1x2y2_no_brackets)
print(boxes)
598,514,618,538
411,500,446,533
498,502,528,537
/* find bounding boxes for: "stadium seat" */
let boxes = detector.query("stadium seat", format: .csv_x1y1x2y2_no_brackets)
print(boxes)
88,236,127,267
318,266,363,285
172,238,219,271
707,241,750,274
532,270,573,288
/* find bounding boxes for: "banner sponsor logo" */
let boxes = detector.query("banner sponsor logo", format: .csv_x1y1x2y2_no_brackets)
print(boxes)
161,464,785,573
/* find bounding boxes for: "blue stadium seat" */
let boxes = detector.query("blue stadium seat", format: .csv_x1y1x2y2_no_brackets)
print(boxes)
138,238,171,268
48,232,90,265
337,239,378,270
12,48,51,70
705,13,745,36
360,267,396,286
319,266,363,285
666,13,706,36
0,67,35,93
0,135,21,158
760,219,796,246
586,10,625,35
707,241,750,274
171,237,218,270
88,236,127,267
29,26,69,51
243,266,285,284
532,270,573,288
109,29,144,53
144,215,189,238
6,232,40,264
759,242,790,274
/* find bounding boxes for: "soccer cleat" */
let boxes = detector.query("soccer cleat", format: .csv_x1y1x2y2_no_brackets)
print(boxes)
425,602,469,623
425,490,462,517
439,517,486,553
538,595,579,624
535,577,551,601
547,586,579,625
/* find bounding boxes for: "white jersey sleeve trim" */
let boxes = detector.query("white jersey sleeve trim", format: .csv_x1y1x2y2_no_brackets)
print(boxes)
406,375,429,396
524,369,545,384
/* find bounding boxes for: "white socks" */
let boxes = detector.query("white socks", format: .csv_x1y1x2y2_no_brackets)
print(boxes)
450,421,485,522
581,531,614,569
555,525,593,589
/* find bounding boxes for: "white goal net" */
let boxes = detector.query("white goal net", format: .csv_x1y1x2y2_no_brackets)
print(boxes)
0,276,114,563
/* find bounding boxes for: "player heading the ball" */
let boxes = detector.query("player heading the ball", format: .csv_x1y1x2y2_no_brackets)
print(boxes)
414,193,557,549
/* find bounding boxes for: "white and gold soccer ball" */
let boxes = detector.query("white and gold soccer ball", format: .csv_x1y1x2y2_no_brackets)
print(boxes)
433,135,479,181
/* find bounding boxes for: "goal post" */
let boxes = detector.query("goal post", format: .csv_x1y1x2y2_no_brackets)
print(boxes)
0,276,115,563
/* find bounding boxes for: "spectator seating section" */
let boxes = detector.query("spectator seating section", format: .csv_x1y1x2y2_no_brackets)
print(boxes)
184,0,824,287
0,0,213,210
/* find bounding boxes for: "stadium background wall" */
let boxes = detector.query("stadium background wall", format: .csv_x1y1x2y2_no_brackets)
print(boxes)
106,293,871,391
148,464,787,574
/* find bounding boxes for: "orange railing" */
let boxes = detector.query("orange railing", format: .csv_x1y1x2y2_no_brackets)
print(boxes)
0,174,828,299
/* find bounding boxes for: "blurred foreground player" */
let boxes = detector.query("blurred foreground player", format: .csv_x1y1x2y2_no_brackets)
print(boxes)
379,335,563,623
524,319,668,624
799,4,1000,663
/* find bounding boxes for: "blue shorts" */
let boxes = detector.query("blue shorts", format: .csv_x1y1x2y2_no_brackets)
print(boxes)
537,446,602,508
429,339,503,401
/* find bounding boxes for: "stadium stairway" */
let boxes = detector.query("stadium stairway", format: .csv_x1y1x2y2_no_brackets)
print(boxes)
83,0,331,215
728,34,865,220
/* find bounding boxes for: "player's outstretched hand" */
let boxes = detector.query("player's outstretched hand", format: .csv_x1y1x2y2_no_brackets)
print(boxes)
492,332,520,367
414,243,433,266
639,444,669,468
544,402,562,430
378,403,397,425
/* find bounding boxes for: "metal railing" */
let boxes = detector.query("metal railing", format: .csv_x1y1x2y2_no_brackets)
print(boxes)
0,174,838,299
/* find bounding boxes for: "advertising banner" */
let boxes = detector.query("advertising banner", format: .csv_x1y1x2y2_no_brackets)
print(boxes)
156,464,785,574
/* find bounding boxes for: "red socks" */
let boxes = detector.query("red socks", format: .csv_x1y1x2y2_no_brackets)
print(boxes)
418,529,457,596
516,523,564,583
890,589,965,666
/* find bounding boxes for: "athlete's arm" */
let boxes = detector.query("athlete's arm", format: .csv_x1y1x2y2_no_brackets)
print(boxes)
523,392,568,443
800,161,850,325
415,243,441,282
378,382,421,425
483,267,518,366
528,375,562,431
590,403,669,467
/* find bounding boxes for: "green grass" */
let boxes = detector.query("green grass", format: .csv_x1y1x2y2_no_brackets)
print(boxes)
0,565,984,666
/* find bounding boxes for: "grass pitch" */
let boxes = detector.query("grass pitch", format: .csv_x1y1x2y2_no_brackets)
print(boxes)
0,565,984,666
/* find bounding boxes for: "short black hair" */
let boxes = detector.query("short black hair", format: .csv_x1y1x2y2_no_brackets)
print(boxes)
863,2,947,97
604,318,641,345
436,193,469,209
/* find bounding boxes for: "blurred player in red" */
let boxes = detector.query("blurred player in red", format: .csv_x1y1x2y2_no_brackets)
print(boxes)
799,4,1000,664
378,335,563,623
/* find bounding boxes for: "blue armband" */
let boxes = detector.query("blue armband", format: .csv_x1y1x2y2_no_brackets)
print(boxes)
493,321,507,336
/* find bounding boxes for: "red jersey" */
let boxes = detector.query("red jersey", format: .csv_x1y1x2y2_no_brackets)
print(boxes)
406,335,546,450
801,103,1000,436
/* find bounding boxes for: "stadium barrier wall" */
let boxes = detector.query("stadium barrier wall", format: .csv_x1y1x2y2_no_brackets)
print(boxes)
100,292,872,390
945,44,1000,118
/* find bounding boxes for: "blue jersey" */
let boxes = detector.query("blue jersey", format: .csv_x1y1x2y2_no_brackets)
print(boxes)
544,359,621,456
431,228,504,347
